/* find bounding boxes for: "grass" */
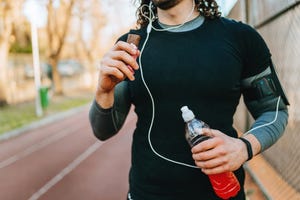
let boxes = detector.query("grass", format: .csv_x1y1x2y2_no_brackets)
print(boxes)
0,92,93,135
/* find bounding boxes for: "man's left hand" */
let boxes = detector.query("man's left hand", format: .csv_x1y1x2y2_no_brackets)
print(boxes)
191,128,248,174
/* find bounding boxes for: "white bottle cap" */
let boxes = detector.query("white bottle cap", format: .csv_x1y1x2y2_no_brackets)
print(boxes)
181,106,195,122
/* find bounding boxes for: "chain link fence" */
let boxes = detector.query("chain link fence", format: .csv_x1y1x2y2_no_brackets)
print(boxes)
230,0,300,197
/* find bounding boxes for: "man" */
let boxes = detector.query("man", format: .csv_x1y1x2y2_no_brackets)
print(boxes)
89,0,289,199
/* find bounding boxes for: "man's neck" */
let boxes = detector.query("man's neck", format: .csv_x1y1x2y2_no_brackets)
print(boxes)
157,0,199,25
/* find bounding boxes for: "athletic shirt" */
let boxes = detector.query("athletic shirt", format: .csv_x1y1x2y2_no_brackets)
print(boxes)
119,17,271,200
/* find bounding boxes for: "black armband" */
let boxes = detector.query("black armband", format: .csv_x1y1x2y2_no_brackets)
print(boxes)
269,60,289,105
241,60,289,118
242,60,289,105
242,74,277,102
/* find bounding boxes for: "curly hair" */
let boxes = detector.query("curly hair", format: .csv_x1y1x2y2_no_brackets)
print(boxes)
135,0,221,28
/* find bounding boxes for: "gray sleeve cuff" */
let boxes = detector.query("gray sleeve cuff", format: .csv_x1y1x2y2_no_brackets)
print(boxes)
88,81,131,141
89,100,117,141
247,109,288,151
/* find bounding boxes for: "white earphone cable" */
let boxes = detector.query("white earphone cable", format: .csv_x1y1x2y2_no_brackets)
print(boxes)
140,0,196,32
244,96,281,135
138,15,199,169
137,1,282,169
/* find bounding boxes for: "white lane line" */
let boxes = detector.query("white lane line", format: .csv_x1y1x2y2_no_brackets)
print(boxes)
28,141,102,200
0,125,82,169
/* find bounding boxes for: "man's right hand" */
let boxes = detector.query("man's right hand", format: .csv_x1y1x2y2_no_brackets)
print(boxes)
95,41,140,108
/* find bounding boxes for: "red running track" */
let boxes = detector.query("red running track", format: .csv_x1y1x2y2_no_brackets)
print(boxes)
0,108,136,200
0,107,265,200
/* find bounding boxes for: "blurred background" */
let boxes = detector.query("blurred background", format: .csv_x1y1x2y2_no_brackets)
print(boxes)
0,0,137,105
0,0,139,134
0,0,299,199
229,1,300,199
0,0,238,134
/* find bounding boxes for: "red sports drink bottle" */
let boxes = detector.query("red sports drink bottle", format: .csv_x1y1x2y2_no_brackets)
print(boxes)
181,106,240,199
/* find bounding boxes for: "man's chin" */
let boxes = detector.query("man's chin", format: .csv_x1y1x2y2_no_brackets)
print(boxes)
152,0,182,10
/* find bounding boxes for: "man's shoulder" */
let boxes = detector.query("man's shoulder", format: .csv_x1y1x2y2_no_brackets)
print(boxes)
220,17,256,35
117,28,146,42
218,17,257,34
210,17,263,43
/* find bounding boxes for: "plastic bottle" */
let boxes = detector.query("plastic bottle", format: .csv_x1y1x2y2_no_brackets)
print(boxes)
180,106,240,199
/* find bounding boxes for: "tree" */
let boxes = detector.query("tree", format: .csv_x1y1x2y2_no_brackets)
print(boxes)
46,0,75,94
0,0,24,105
73,0,106,87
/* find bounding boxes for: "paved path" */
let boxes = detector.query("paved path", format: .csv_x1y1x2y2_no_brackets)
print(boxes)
0,108,136,200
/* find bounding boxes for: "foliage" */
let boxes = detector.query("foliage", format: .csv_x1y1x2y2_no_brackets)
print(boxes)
0,94,92,135
10,42,32,54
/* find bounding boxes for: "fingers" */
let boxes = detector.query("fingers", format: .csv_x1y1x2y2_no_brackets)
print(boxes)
193,149,228,167
192,142,226,161
112,41,139,57
193,149,232,175
112,41,140,71
191,128,233,174
191,130,222,154
192,137,227,172
100,62,126,80
201,164,231,175
96,40,140,95
202,128,220,137
103,41,139,80
110,50,139,71
101,55,135,81
191,129,246,174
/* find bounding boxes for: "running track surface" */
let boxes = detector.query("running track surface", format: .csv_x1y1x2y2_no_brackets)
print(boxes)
0,108,136,200
0,108,264,200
